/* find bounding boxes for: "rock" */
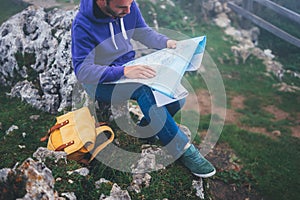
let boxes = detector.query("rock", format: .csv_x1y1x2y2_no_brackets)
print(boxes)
95,178,113,189
5,125,19,135
0,168,12,182
18,145,26,149
214,13,231,28
263,49,275,59
131,145,170,174
100,183,132,200
61,192,77,200
0,158,59,200
192,179,205,199
0,6,78,113
67,167,89,176
273,82,300,92
272,130,281,137
129,145,172,193
9,78,61,114
230,45,252,64
128,103,143,120
225,26,242,40
214,1,223,13
128,173,151,193
33,147,67,163
0,168,27,199
223,20,261,64
210,0,294,89
29,115,40,120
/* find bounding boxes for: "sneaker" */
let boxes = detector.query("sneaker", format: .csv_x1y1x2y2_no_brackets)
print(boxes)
180,144,216,178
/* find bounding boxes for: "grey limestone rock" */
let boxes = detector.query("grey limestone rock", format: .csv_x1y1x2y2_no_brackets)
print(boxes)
0,5,78,113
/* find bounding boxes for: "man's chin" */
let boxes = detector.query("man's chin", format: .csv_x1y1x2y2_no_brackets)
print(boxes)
117,14,127,18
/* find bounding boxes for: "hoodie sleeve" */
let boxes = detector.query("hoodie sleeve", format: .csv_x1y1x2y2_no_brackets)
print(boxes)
72,23,124,84
131,2,169,50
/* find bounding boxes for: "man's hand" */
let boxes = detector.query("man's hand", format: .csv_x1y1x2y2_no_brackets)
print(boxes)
124,65,156,79
167,39,177,49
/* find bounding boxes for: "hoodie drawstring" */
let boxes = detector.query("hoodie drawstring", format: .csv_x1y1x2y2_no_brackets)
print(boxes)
109,18,128,50
109,22,118,50
120,18,128,40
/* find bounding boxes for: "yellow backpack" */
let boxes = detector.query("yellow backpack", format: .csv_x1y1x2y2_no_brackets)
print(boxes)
40,107,114,164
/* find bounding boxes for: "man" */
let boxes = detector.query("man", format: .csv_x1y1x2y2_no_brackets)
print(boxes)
71,0,216,178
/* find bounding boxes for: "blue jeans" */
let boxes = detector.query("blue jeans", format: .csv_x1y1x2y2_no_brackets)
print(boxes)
91,83,189,158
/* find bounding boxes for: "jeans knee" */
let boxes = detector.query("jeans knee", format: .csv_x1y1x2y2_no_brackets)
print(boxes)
133,84,153,98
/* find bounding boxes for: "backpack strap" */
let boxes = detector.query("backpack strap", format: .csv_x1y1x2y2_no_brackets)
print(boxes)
40,120,69,142
55,140,75,151
88,124,115,163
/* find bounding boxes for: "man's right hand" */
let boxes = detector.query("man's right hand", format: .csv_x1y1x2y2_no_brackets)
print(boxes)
124,65,156,79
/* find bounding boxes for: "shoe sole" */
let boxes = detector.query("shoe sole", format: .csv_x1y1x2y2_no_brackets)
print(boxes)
192,168,216,178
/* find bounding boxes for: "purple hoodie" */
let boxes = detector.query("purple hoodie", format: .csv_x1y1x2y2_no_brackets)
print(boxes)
71,0,169,84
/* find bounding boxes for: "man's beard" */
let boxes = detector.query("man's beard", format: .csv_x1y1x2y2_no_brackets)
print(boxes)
105,5,126,18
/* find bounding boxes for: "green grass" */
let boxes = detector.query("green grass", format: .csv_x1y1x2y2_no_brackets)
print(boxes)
220,125,300,200
0,86,55,168
0,0,28,25
188,21,300,200
200,23,300,200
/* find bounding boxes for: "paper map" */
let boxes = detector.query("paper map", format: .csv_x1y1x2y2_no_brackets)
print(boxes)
110,36,206,106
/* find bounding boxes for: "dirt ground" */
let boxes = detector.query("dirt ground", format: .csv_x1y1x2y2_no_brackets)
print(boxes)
184,89,300,138
206,143,263,200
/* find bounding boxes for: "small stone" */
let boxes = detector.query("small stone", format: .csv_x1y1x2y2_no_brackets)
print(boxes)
67,167,89,176
5,125,19,135
61,192,77,200
272,130,281,137
56,177,62,182
192,179,205,199
29,115,40,120
68,179,74,184
18,145,26,149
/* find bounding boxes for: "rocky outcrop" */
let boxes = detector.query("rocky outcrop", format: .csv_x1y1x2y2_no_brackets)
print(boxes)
208,0,300,87
0,5,77,113
0,158,59,199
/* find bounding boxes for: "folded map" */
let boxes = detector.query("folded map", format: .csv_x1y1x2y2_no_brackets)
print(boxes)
108,36,206,104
